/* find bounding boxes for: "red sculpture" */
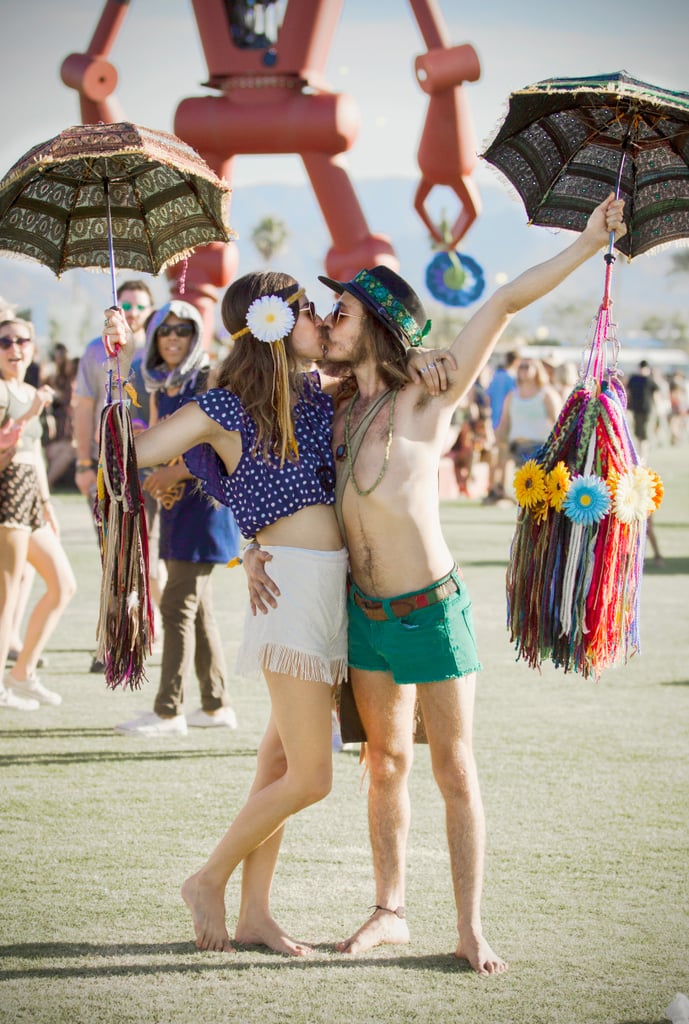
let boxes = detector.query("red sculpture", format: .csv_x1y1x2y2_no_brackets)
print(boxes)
61,0,481,339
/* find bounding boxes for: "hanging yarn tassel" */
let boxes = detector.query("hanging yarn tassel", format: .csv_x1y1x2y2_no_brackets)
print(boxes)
94,400,154,689
505,299,662,681
270,340,299,463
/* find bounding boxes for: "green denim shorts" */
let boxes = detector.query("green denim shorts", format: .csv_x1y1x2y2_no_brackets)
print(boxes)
347,569,482,685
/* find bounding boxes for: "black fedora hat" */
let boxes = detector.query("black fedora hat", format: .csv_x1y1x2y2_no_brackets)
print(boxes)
318,266,432,354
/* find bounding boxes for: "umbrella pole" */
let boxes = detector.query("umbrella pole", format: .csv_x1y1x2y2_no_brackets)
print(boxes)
602,139,631,309
103,176,123,405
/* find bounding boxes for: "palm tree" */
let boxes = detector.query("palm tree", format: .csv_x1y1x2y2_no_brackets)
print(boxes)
251,216,288,263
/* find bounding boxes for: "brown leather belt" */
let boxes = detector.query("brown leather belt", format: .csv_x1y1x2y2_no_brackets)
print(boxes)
351,574,460,621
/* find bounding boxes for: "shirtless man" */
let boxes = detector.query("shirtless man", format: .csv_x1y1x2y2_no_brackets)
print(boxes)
246,196,626,973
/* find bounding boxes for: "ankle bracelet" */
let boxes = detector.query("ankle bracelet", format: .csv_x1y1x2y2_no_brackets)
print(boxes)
371,905,406,919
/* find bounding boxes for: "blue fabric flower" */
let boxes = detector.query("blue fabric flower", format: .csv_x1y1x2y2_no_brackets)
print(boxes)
425,252,485,307
562,474,611,525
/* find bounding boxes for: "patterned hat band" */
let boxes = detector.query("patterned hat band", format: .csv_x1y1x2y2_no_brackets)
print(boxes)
231,287,305,343
350,270,431,347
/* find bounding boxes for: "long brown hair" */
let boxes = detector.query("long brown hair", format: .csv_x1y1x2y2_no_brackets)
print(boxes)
364,312,411,390
216,271,305,464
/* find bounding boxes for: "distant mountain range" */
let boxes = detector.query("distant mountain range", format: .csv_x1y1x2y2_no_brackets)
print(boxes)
0,177,685,354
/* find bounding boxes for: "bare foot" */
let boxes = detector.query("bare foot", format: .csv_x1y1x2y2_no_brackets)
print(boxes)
234,913,313,956
335,907,410,955
181,872,235,952
456,929,508,975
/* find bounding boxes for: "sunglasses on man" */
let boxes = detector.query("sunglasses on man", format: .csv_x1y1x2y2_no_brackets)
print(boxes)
121,301,150,312
156,323,195,338
330,300,365,326
0,336,32,350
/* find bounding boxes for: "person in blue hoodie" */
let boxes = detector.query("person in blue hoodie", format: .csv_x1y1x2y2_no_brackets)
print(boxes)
115,300,239,737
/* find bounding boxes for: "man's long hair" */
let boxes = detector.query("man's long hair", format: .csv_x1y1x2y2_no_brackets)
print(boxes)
217,271,305,464
330,310,412,408
364,312,411,390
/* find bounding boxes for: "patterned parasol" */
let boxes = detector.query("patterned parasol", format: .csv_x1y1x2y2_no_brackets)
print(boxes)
0,122,235,690
483,71,689,260
0,121,235,285
481,73,689,680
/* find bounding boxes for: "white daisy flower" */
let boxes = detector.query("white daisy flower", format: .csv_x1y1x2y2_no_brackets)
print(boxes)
613,466,656,523
245,295,295,343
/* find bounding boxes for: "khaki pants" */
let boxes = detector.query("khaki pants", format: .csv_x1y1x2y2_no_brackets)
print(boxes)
154,560,228,717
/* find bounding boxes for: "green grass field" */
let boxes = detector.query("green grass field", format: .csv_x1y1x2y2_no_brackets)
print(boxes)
1,443,688,1024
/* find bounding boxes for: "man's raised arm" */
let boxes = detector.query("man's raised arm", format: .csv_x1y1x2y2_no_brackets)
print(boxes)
444,195,627,403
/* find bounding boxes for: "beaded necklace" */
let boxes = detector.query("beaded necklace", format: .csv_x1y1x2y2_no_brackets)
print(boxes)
344,388,397,496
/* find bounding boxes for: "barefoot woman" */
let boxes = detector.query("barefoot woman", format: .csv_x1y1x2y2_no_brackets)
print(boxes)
105,273,346,954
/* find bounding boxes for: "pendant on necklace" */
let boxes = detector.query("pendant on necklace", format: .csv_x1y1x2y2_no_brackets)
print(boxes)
335,443,346,461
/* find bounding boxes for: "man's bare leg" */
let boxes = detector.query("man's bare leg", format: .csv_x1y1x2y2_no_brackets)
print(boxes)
336,668,414,954
419,674,508,975
235,720,313,956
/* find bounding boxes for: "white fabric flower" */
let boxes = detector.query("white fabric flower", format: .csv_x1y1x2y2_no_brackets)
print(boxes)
613,465,656,523
245,295,295,343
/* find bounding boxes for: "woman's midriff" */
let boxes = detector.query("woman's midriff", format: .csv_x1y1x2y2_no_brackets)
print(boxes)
257,503,343,551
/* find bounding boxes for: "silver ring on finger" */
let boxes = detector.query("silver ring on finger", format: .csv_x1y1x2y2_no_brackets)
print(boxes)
420,367,427,374
428,362,436,369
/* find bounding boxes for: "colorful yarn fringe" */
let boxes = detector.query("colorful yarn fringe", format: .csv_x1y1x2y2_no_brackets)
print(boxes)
506,310,663,680
94,400,154,689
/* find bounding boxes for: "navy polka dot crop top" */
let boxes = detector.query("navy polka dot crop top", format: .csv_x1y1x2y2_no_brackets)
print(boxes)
183,374,336,539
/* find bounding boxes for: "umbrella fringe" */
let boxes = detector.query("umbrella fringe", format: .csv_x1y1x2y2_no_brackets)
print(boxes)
505,372,653,681
94,402,153,690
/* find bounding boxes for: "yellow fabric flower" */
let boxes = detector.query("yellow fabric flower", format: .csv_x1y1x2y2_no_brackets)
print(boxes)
613,466,656,523
545,462,570,512
514,459,547,509
532,499,549,525
606,467,620,500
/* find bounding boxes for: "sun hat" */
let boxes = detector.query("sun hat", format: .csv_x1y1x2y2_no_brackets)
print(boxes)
318,267,431,353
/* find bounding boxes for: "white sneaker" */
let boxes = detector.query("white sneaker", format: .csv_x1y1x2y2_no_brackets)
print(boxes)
6,672,62,706
0,683,39,711
114,711,188,737
187,706,238,729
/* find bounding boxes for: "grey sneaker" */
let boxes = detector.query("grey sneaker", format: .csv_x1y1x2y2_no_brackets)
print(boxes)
114,711,188,737
6,672,61,706
0,683,39,711
187,706,238,729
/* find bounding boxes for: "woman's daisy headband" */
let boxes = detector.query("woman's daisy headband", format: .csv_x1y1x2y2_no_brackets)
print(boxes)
232,288,305,344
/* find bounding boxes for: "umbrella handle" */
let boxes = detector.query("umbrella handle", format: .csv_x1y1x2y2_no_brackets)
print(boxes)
103,176,124,405
602,145,629,307
103,177,118,309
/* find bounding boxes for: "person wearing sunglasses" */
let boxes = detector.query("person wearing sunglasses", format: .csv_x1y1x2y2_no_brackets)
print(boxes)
103,272,350,956
245,196,627,974
73,279,156,673
0,318,76,711
114,302,240,738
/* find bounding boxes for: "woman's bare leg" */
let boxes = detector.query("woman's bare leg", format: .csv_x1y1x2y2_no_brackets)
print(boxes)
11,526,76,679
0,527,31,696
182,670,333,952
234,717,312,954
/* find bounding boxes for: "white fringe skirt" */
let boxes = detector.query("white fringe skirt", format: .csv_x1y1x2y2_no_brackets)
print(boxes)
236,545,348,686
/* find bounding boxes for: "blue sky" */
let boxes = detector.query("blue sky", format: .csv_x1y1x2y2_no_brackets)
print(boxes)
1,0,686,187
0,0,686,343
